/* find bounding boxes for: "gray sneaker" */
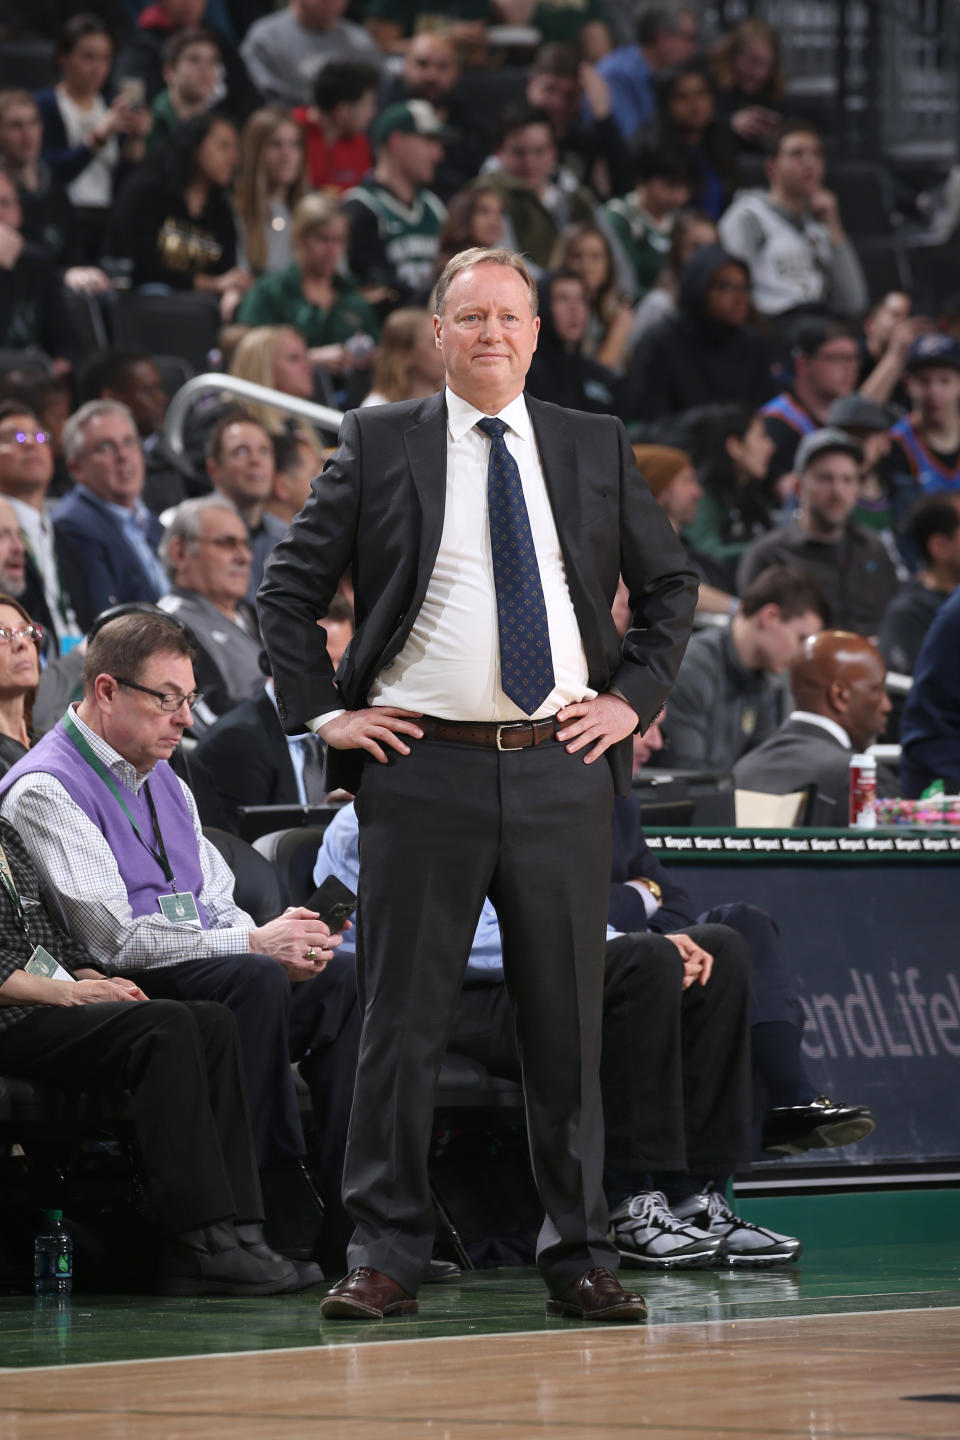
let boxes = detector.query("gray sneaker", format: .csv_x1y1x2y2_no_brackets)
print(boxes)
609,1191,725,1269
672,1189,802,1267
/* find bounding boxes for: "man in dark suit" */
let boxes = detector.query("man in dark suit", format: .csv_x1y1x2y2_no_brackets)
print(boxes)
259,246,699,1322
53,400,167,630
733,630,897,823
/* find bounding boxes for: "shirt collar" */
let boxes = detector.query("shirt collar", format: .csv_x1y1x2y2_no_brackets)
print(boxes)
445,386,532,444
789,710,852,749
81,487,149,527
64,702,153,791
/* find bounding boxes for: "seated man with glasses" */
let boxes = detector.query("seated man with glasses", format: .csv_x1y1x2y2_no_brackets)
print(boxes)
53,400,168,630
157,494,265,731
0,610,362,1268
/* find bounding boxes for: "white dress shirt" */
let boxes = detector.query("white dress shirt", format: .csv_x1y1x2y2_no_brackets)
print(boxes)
367,387,593,722
788,710,852,749
11,499,81,645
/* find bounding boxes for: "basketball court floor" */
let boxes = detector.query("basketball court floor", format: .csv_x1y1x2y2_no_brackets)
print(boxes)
1,1237,957,1439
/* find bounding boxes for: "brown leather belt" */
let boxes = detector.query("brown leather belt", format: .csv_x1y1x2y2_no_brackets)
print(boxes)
419,716,560,751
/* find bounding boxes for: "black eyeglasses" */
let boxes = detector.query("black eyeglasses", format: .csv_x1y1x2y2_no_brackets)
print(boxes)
114,677,204,712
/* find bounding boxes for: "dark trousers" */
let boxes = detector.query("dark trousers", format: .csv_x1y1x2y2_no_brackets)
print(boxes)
0,1000,261,1232
349,737,618,1296
697,903,803,1031
128,952,362,1200
451,924,752,1178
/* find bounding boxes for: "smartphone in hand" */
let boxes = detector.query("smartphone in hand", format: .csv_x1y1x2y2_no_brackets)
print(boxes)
306,874,357,933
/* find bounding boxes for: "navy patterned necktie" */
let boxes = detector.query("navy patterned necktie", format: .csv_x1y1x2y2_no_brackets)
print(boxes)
476,416,556,716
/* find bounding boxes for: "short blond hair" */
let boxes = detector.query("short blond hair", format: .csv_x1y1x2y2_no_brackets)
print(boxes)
292,191,345,249
434,246,538,319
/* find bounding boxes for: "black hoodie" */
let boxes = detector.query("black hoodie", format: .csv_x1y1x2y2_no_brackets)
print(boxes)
525,271,620,415
621,244,775,424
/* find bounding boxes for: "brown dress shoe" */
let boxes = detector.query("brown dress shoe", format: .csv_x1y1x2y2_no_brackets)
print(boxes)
319,1266,419,1319
546,1267,647,1322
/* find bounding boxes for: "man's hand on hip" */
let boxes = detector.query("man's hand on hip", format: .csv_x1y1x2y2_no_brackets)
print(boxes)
556,693,638,763
664,932,714,989
250,906,343,981
317,708,423,763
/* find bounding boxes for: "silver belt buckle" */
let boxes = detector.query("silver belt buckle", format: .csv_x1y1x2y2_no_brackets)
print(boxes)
496,721,526,751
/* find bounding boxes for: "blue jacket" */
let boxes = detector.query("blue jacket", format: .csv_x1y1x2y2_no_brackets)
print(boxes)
35,88,106,187
52,486,165,629
901,585,960,793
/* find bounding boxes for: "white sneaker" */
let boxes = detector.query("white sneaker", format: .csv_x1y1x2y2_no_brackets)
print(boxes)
609,1191,726,1269
672,1189,802,1267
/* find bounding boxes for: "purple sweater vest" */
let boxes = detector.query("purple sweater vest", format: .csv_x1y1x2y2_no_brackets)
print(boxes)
0,721,210,925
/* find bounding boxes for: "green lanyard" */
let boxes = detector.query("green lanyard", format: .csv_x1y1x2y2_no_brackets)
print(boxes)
62,711,177,889
0,839,33,944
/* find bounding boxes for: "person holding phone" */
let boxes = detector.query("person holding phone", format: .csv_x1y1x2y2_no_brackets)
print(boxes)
0,610,363,1261
36,14,152,265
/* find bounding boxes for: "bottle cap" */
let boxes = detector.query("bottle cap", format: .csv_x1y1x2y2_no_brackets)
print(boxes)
43,1209,63,1223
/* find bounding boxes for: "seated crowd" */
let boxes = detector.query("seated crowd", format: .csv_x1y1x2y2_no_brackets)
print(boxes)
0,0,956,1296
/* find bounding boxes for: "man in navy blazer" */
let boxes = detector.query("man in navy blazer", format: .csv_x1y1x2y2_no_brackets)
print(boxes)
53,399,167,629
260,247,699,1323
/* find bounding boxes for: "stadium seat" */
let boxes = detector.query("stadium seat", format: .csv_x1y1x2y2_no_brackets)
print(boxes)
111,291,222,373
854,237,912,301
0,40,56,91
204,827,285,924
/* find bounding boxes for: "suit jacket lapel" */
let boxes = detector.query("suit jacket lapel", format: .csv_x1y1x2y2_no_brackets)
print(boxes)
403,390,448,617
527,397,581,550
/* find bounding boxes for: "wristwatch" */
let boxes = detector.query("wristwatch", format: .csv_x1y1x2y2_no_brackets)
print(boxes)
637,878,662,902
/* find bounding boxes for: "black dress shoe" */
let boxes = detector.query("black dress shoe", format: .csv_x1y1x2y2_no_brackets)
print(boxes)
236,1223,324,1291
320,1266,419,1319
546,1267,647,1322
424,1258,462,1284
160,1222,299,1297
762,1096,876,1155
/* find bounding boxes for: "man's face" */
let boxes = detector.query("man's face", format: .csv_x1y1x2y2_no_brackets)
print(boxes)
756,606,824,676
0,101,42,167
526,70,580,131
803,336,860,402
667,70,714,133
341,88,378,137
175,506,251,604
549,277,590,346
0,412,53,499
101,649,197,772
768,131,824,201
650,11,698,69
391,130,443,189
840,650,892,750
167,41,221,105
0,600,39,696
110,359,168,437
403,35,458,103
71,412,145,507
208,422,274,508
704,262,751,328
498,123,556,193
0,499,26,596
801,453,860,529
435,261,539,410
0,174,23,229
633,716,665,770
644,174,691,218
271,330,315,399
906,366,960,424
658,466,701,529
274,440,315,515
318,615,353,668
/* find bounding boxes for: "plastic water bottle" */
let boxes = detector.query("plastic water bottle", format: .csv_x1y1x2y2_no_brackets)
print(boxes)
33,1210,72,1297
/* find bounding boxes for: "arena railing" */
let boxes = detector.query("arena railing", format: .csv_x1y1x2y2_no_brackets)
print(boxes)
162,373,344,457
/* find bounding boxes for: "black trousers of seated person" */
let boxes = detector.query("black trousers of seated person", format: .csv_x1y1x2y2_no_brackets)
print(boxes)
449,924,752,1178
127,952,362,1212
0,1000,261,1232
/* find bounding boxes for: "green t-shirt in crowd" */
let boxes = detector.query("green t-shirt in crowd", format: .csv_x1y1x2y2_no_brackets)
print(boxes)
236,265,379,347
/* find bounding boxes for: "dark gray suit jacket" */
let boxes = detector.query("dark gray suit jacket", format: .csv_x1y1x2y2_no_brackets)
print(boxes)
257,389,699,795
732,717,898,824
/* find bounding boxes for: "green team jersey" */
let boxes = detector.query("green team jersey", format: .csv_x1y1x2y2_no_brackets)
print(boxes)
344,178,446,297
603,194,672,299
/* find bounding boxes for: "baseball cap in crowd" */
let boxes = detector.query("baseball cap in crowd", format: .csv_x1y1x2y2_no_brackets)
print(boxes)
794,427,863,473
826,394,892,432
904,333,960,374
370,99,453,145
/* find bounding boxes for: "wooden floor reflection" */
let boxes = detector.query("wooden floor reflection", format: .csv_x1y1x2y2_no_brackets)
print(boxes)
1,1306,958,1439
